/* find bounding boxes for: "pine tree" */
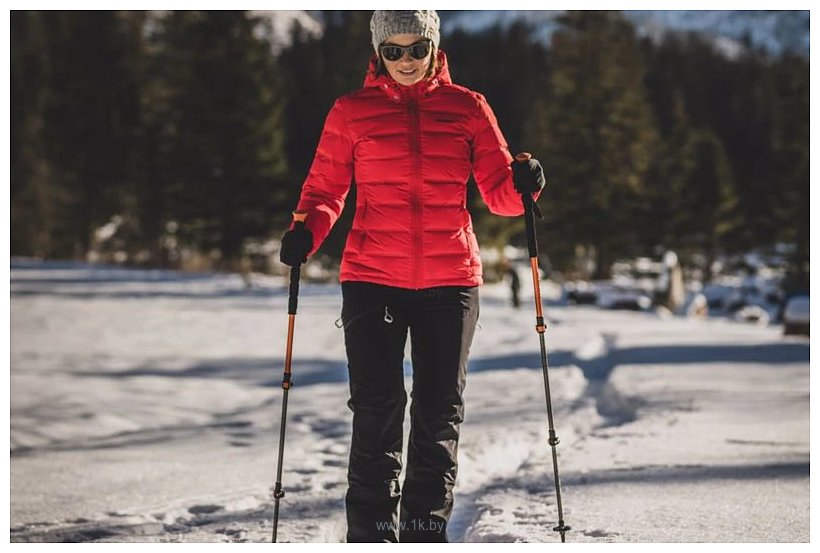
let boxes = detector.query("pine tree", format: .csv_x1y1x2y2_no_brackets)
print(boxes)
719,50,777,251
152,11,288,270
527,11,658,278
770,54,809,291
636,91,688,255
12,11,144,259
11,11,54,257
678,129,740,279
641,87,741,280
643,30,808,278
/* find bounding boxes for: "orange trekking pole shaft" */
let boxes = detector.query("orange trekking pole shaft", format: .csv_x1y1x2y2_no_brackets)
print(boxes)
271,211,308,543
515,153,570,543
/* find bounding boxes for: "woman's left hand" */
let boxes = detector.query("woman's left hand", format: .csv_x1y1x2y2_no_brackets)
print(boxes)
511,157,546,194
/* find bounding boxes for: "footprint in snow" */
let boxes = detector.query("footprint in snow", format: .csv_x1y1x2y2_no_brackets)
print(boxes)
187,504,224,515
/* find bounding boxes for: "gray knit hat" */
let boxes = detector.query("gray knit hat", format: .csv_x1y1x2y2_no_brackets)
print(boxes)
370,10,441,53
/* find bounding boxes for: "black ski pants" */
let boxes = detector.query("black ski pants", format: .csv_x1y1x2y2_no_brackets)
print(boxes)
341,281,479,542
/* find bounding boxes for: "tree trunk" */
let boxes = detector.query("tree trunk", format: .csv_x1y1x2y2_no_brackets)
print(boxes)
593,240,612,280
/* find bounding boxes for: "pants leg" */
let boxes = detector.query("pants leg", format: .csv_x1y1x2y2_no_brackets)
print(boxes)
342,282,409,543
400,286,479,542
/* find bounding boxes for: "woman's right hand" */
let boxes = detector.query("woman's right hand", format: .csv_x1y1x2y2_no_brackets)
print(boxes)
279,226,314,267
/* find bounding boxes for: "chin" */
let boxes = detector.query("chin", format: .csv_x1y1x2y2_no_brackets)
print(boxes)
395,75,422,86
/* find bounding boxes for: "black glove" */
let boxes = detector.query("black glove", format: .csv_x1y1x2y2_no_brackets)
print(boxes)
279,226,313,267
511,157,546,194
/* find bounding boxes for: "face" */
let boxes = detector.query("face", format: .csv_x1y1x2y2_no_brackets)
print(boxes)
379,33,434,87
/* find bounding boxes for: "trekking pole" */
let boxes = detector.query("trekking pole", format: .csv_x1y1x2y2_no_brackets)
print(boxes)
515,153,570,543
271,211,308,543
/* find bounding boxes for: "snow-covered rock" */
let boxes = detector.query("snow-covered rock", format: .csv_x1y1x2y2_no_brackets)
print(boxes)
782,296,809,336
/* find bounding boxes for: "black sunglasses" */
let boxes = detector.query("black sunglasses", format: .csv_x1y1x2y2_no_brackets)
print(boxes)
379,40,432,62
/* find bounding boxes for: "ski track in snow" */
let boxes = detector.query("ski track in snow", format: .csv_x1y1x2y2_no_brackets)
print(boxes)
9,260,810,542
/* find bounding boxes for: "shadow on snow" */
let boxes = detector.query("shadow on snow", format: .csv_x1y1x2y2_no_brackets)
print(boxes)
468,342,808,382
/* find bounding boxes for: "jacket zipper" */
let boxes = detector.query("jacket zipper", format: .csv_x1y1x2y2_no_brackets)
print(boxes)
409,95,423,289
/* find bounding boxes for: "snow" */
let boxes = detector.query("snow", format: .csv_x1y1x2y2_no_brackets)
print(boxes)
9,259,810,543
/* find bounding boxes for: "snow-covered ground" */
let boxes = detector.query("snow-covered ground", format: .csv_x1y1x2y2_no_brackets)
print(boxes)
9,259,810,543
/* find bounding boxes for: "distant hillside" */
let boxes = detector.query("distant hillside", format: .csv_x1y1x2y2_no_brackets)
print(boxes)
439,10,809,58
260,10,809,58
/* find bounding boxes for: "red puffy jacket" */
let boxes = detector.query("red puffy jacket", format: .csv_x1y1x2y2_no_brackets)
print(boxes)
296,50,529,289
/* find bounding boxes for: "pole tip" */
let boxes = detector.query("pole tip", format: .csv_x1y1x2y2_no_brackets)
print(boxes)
554,523,570,542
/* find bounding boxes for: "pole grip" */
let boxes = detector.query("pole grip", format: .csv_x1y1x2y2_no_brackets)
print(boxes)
514,153,539,259
523,192,538,259
287,212,308,315
288,266,301,315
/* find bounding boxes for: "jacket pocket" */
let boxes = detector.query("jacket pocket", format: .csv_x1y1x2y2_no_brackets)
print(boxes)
352,195,369,253
461,212,479,277
339,306,383,331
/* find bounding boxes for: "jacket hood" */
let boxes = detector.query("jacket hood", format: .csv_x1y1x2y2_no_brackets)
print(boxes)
363,49,452,94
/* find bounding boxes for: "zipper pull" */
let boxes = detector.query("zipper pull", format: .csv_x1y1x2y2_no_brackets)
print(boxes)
384,306,394,324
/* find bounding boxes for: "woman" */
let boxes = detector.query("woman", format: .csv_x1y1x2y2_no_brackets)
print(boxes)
280,10,545,542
